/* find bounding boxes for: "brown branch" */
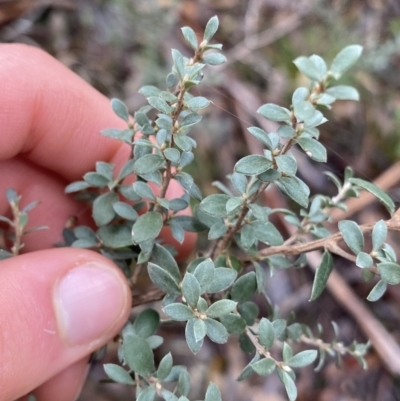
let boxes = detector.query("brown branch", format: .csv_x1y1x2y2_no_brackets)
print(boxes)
132,288,165,307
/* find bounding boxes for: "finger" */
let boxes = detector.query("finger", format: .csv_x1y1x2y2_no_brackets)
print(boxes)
32,358,90,401
0,248,131,401
0,43,127,180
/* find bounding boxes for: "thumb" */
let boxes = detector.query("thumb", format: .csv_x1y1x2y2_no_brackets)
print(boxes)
0,248,131,401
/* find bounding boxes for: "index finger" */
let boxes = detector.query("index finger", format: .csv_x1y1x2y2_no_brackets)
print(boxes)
0,44,128,178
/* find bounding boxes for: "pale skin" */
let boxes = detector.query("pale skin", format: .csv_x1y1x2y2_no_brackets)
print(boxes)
0,44,195,401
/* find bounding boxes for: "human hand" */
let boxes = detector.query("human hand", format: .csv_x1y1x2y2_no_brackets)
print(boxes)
0,44,195,401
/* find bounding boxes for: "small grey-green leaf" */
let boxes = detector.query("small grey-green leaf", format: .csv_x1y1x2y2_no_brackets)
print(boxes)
207,268,237,293
181,26,198,49
330,45,363,79
206,300,237,318
139,85,161,98
372,220,387,252
204,15,219,42
163,303,195,321
148,263,181,295
277,369,297,401
258,318,275,349
251,358,276,376
310,250,333,301
137,386,156,401
152,244,181,282
367,280,387,302
205,382,222,401
193,258,215,292
132,212,163,244
157,353,173,381
238,301,259,326
356,252,374,269
180,112,202,127
254,262,266,293
257,103,291,122
185,318,203,354
287,350,318,368
275,154,297,176
84,172,109,187
309,54,327,77
200,194,230,217
292,87,309,105
193,318,207,342
293,100,315,122
97,224,132,248
297,137,327,162
283,342,293,362
234,155,272,175
338,220,364,254
182,273,201,309
326,85,360,101
111,98,130,122
65,181,90,193
231,272,257,303
205,318,229,344
276,176,309,208
208,221,228,240
178,369,191,397
148,96,174,114
92,192,118,226
104,364,134,385
134,154,165,176
231,172,247,195
123,333,155,377
220,314,246,334
186,96,210,110
133,181,156,200
293,56,324,82
349,178,395,216
377,262,400,285
246,127,273,149
113,201,138,221
133,309,160,338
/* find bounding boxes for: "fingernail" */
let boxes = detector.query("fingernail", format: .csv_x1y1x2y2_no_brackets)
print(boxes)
54,263,126,345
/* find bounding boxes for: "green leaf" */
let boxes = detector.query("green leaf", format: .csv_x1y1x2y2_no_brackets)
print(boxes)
65,180,90,193
193,318,207,342
132,212,163,244
310,250,333,301
178,369,191,397
146,335,163,349
97,224,132,248
258,318,275,349
113,201,138,221
283,342,293,361
257,103,291,122
208,221,228,240
330,45,363,79
104,364,134,385
372,220,387,252
202,53,227,65
293,56,324,82
273,319,287,338
133,182,156,200
338,220,364,254
193,258,215,292
204,15,219,41
163,303,195,321
287,350,318,368
309,54,327,77
152,244,181,282
297,137,327,162
275,154,297,176
356,252,374,269
207,268,237,293
277,369,297,401
83,172,109,187
123,333,155,377
148,96,174,114
206,300,237,318
276,176,309,208
231,272,257,303
148,263,181,295
137,386,156,401
181,26,198,49
377,262,400,285
205,318,229,343
181,112,202,127
133,309,160,338
349,178,395,216
239,332,255,353
200,194,230,217
234,155,272,175
182,273,201,309
172,215,207,231
251,358,276,376
111,98,130,122
92,192,118,226
293,100,315,122
367,280,387,302
185,318,203,354
139,85,161,98
247,127,273,149
157,353,173,381
326,85,360,101
220,314,246,334
205,382,222,401
134,154,165,176
238,301,259,326
254,262,266,293
292,87,309,105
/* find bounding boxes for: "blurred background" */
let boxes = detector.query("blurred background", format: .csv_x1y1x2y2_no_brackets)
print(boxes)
2,0,400,400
